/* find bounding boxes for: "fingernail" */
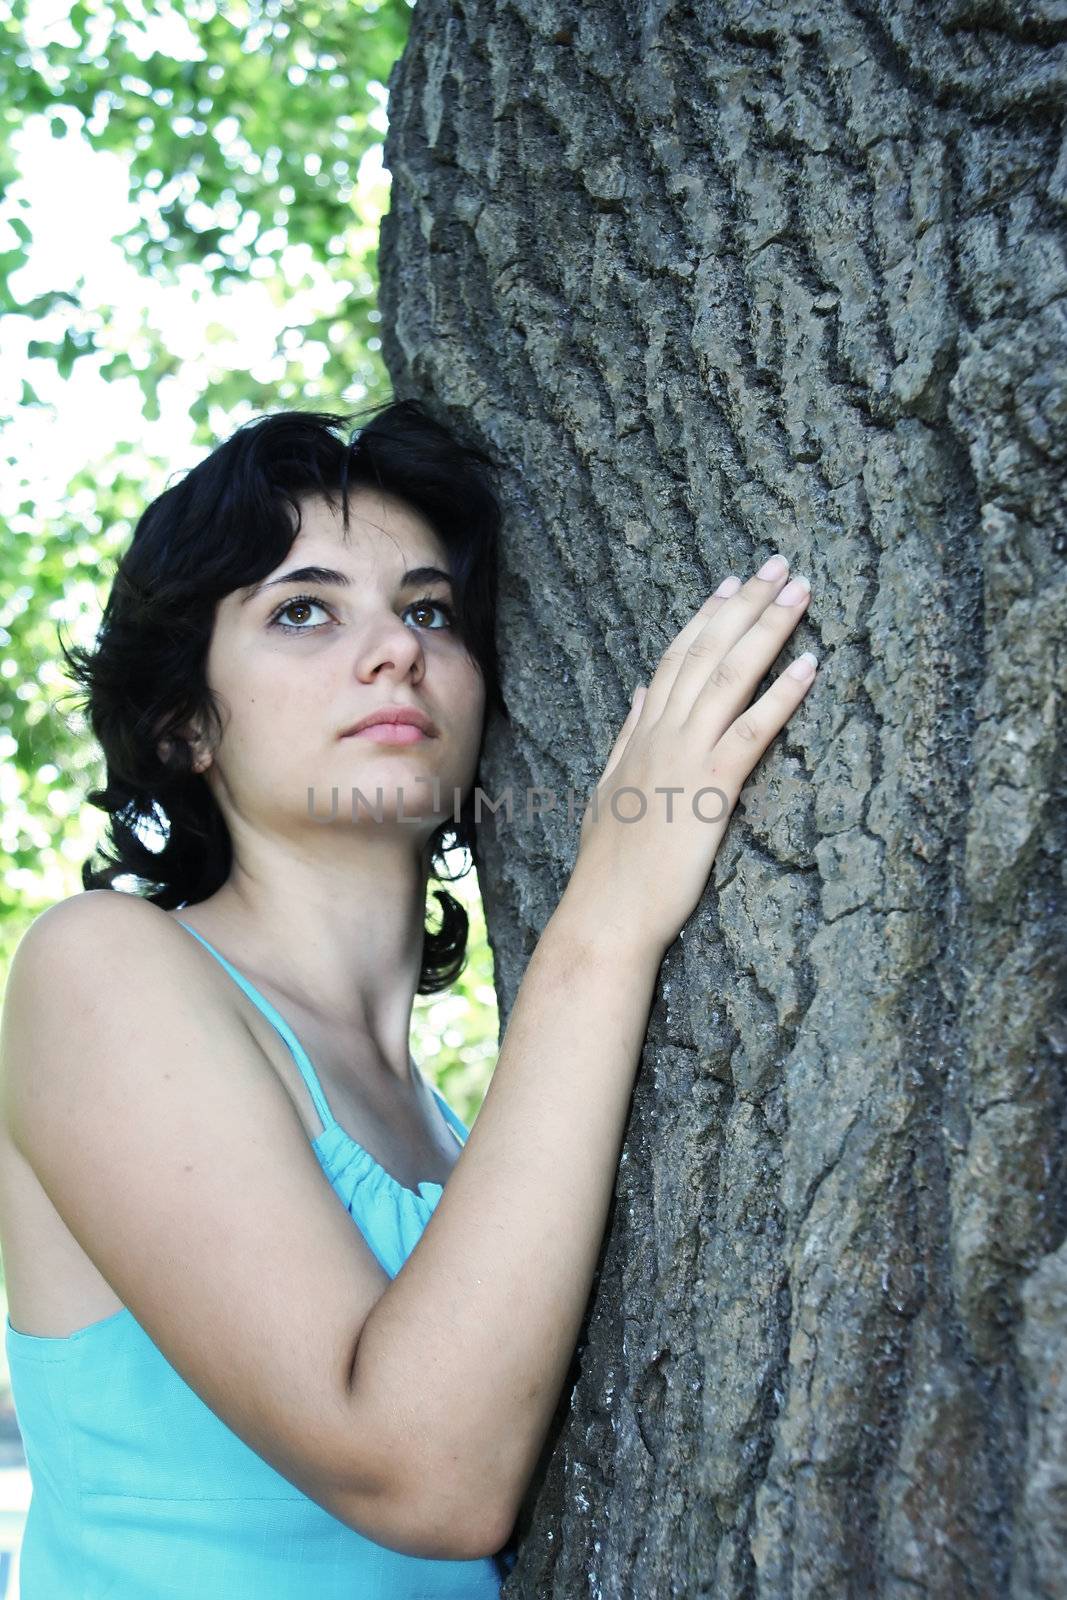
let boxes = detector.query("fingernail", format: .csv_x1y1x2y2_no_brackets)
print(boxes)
714,575,742,597
758,553,788,581
787,651,818,680
774,576,811,606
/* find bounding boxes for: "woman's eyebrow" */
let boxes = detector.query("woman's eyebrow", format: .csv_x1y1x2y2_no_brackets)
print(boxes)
240,563,453,605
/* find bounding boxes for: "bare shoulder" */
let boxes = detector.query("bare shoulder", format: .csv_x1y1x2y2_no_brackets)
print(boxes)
6,890,189,1045
17,886,177,950
10,889,200,999
1,890,235,1146
10,889,181,972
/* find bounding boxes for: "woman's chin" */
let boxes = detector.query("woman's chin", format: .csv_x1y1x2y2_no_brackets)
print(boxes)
305,784,456,829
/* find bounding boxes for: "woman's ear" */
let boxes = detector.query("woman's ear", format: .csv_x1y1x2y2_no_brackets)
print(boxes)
189,740,213,775
155,715,212,775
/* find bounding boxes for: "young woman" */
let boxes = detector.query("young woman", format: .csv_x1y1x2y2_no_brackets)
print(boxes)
0,399,817,1597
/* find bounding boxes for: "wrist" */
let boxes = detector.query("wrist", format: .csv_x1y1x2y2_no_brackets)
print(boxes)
550,874,667,973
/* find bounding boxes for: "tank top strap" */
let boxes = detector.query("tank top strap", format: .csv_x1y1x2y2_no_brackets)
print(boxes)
174,920,338,1135
429,1085,469,1146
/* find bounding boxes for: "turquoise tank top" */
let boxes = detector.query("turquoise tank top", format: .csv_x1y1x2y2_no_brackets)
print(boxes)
5,919,517,1597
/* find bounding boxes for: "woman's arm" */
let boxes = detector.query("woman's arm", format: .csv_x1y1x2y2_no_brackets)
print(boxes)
346,559,817,1552
351,899,661,1556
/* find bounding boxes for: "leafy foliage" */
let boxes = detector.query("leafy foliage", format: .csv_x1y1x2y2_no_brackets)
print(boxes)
0,0,413,420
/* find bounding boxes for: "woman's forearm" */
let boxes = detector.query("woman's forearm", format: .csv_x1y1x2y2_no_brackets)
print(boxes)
348,880,663,1549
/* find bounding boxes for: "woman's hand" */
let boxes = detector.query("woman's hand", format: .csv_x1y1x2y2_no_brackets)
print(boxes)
568,554,817,962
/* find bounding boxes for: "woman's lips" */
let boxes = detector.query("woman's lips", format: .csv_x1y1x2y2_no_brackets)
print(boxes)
347,724,429,744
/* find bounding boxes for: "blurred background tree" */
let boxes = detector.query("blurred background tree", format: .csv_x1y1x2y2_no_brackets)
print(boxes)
0,1,501,1407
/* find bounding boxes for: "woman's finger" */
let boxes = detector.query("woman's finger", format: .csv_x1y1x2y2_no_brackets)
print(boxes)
699,652,819,798
639,576,743,725
597,684,647,790
674,573,812,738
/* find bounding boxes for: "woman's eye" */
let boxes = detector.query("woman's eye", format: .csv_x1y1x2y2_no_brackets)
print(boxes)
269,594,332,631
405,597,455,630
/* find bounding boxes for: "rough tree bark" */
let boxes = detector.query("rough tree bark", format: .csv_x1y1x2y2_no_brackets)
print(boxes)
377,4,1067,1595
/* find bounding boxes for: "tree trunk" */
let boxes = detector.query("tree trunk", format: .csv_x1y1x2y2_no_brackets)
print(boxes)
377,3,1067,1594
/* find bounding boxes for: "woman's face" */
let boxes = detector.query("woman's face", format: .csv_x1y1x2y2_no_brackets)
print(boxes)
188,487,487,846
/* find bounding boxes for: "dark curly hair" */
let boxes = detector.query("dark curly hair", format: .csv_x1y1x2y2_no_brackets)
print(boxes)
57,398,508,994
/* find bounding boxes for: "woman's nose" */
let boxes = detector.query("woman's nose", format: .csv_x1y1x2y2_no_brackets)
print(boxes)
354,613,425,681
